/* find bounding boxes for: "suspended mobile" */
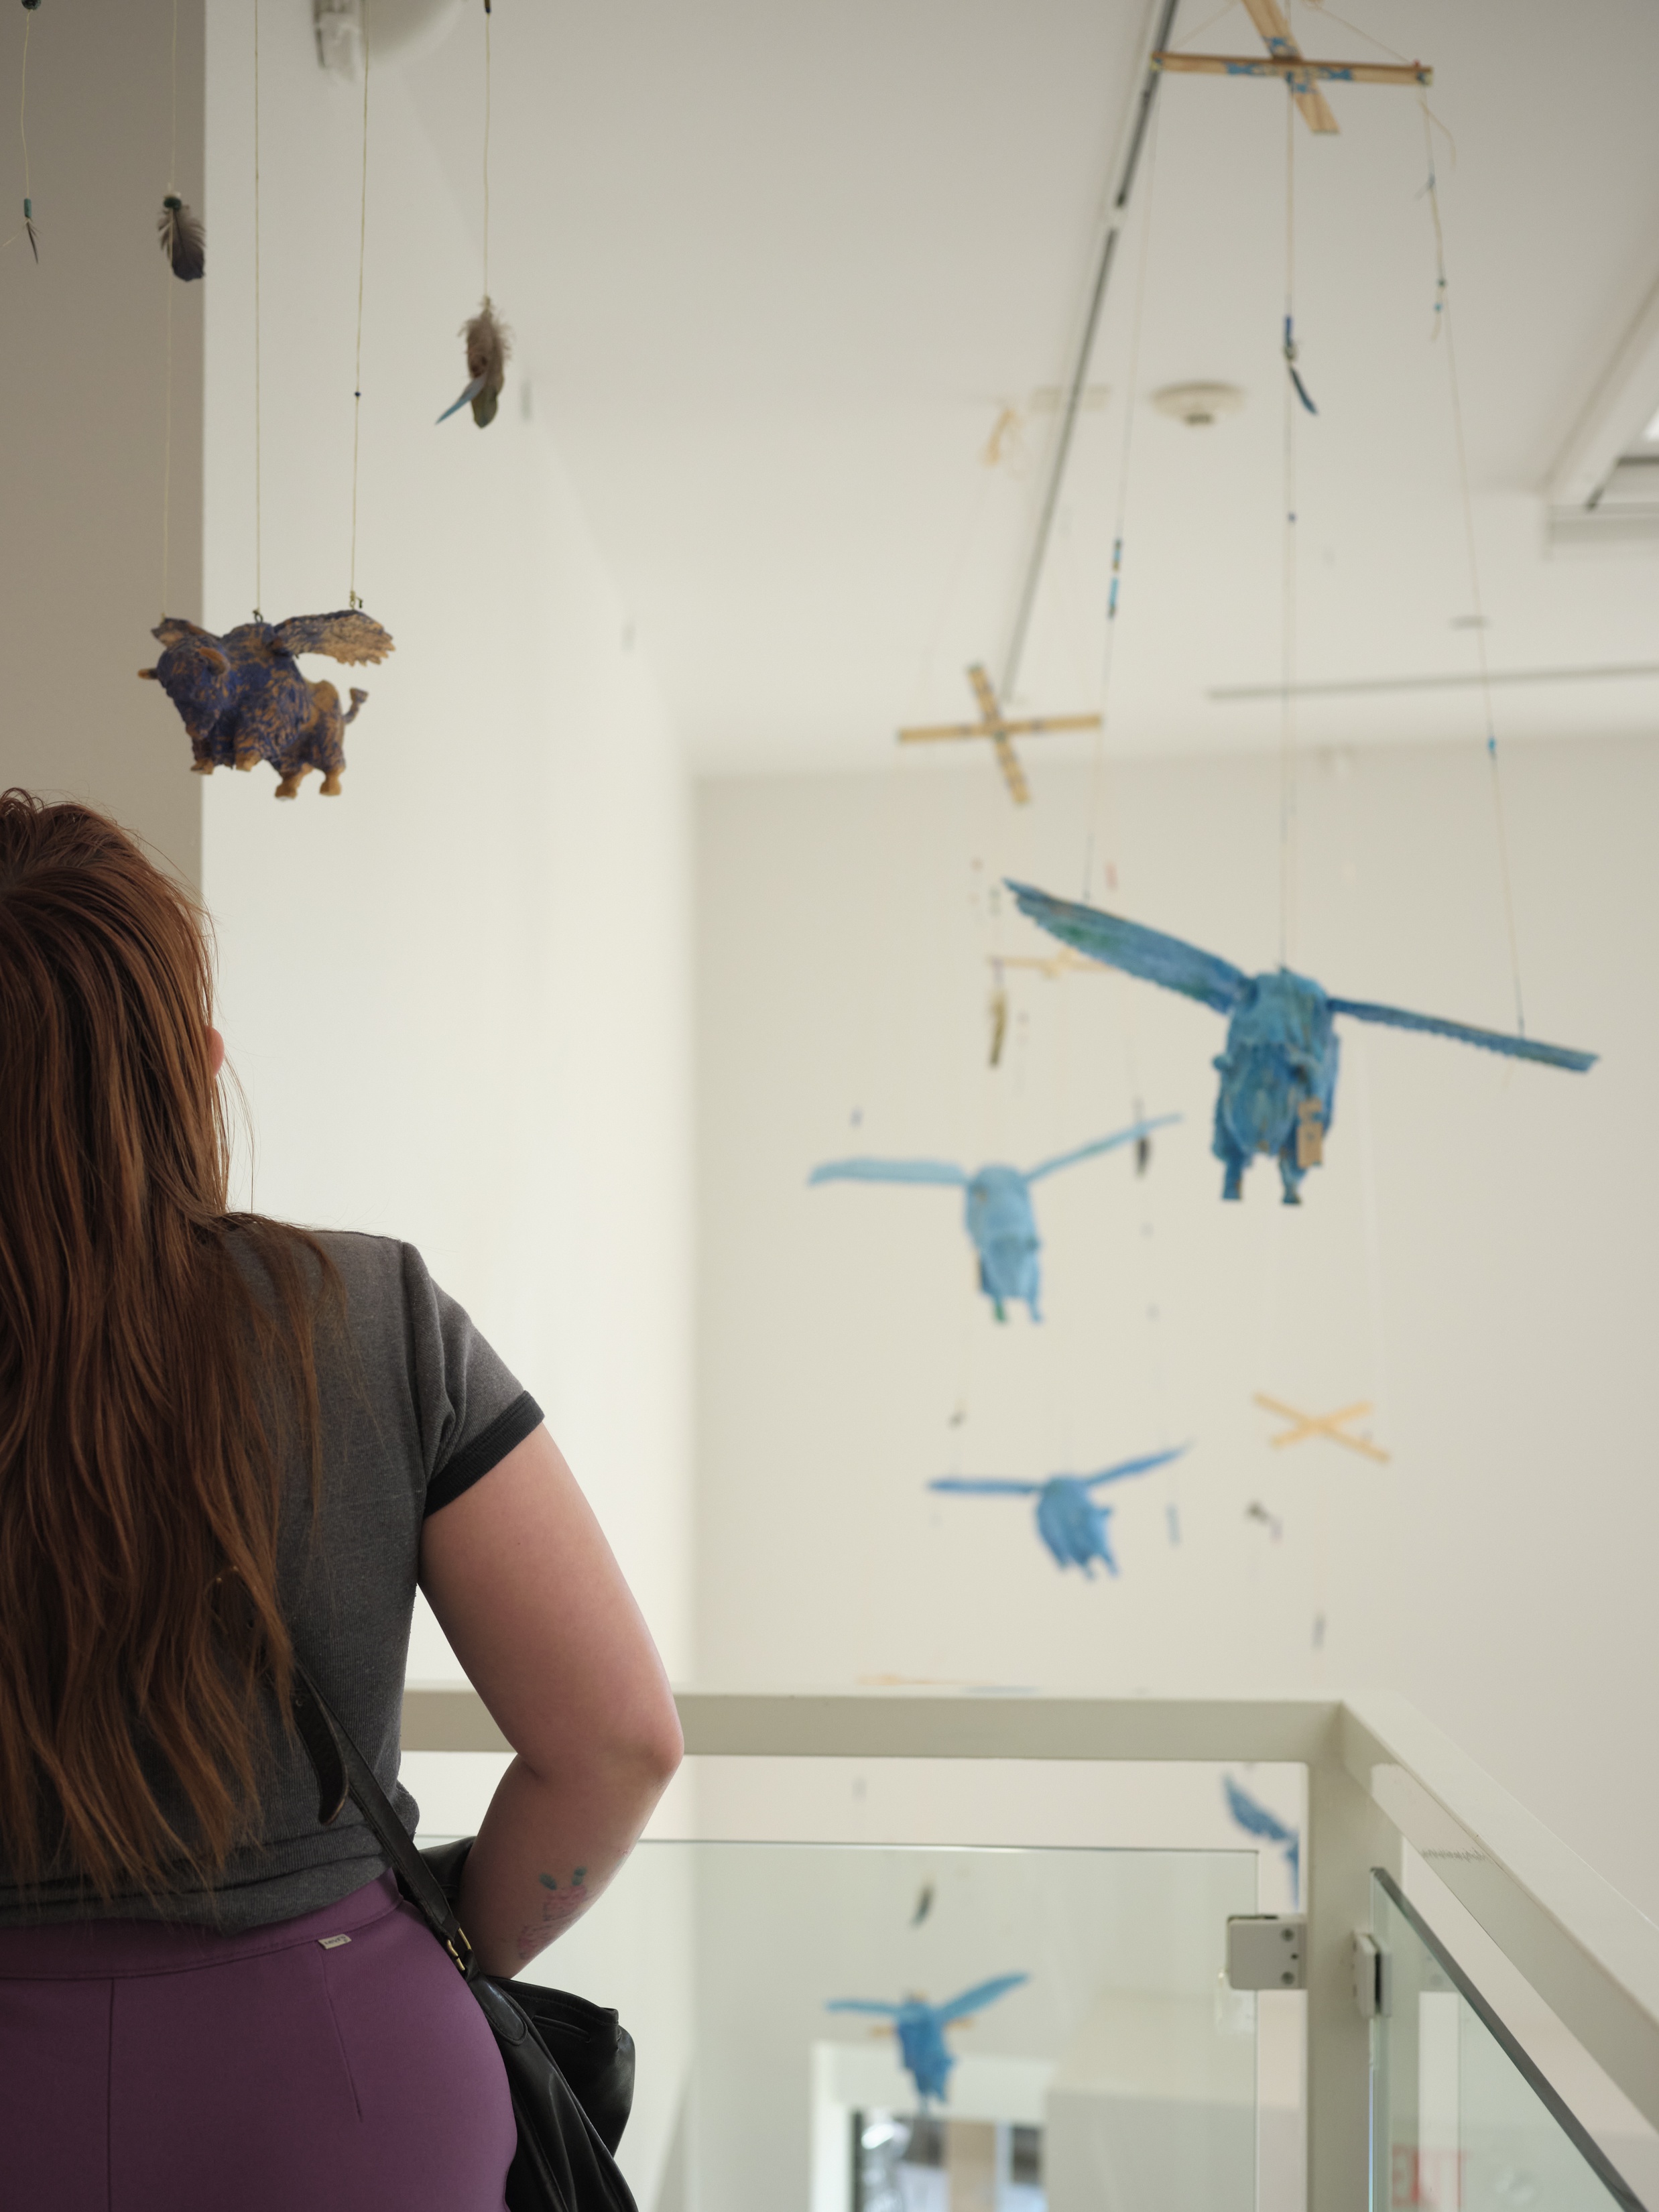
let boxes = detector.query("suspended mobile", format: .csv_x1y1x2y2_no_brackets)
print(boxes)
1005,883,1595,1205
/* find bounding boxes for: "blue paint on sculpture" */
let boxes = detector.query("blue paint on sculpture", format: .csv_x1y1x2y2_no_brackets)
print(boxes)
826,1975,1029,2105
1211,967,1339,1201
1225,1776,1300,1903
808,1117,1178,1320
139,611,394,798
1005,882,1596,1205
930,1446,1188,1575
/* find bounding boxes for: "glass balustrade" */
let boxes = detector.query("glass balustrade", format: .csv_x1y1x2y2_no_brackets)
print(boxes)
1370,1871,1645,2212
501,1836,1259,2212
400,1696,1659,2212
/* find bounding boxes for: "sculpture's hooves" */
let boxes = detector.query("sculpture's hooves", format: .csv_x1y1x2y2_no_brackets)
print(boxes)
138,667,157,680
321,775,343,796
235,759,256,774
274,786,298,800
190,763,214,776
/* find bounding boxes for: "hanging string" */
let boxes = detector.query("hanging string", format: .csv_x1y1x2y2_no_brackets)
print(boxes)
900,440,1001,727
1278,88,1302,967
167,0,179,182
482,1,493,303
1418,97,1526,1035
160,0,181,613
13,1,37,261
1080,95,1163,904
1172,0,1246,49
252,0,263,617
347,0,373,607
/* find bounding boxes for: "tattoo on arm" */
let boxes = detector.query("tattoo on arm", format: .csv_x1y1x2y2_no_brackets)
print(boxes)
515,1866,590,1963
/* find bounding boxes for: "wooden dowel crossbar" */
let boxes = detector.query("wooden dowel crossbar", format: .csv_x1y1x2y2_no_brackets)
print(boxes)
1152,51,1430,86
899,714,1102,745
897,662,1101,806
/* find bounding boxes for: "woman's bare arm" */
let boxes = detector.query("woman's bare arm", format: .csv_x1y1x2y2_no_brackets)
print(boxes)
418,1424,682,1978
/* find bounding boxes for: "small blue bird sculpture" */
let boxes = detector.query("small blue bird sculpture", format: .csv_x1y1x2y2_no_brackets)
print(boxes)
1225,1777,1300,1904
808,1116,1177,1320
1006,883,1596,1205
930,1445,1188,1576
826,1974,1029,2105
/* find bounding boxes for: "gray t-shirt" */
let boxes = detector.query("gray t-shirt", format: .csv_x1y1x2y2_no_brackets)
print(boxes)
0,1229,541,1931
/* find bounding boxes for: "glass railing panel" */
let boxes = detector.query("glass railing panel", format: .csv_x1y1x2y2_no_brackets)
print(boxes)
528,1840,1257,2212
1370,1871,1646,2212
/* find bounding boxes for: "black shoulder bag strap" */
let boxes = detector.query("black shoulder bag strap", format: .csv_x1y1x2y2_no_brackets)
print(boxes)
288,1662,473,1973
287,1662,639,2212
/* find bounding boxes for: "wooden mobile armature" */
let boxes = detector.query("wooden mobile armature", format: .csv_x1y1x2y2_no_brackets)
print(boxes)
1152,0,1431,136
1253,1394,1390,1465
898,664,1100,806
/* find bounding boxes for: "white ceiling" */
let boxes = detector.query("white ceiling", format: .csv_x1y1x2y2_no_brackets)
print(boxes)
403,0,1659,776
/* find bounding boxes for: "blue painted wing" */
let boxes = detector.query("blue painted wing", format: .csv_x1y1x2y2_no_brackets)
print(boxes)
809,1159,968,1186
1025,1114,1181,1184
1225,1777,1294,1847
935,1973,1030,2024
1005,883,1247,1014
826,1999,902,2017
1326,998,1595,1073
929,1477,1041,1495
1081,1445,1190,1491
437,373,487,423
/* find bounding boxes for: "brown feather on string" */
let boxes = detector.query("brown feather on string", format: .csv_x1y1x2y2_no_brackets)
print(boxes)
438,300,511,428
158,194,205,282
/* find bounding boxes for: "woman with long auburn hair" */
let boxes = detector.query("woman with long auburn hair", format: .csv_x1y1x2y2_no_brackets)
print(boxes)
0,792,682,2209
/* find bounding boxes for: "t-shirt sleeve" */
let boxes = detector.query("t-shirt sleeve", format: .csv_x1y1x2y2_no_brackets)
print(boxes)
398,1243,544,1516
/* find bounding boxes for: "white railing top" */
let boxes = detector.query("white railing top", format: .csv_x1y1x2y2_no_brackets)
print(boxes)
402,1682,1659,2130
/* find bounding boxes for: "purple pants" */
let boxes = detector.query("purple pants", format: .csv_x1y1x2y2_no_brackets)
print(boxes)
0,1870,515,2211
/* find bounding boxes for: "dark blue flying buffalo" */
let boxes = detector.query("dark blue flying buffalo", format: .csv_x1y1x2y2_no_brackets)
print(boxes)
139,610,393,798
1005,883,1596,1205
930,1445,1188,1575
809,1116,1176,1320
826,1974,1029,2105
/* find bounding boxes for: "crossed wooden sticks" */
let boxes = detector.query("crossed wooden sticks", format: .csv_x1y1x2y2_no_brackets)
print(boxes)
898,664,1100,806
1253,1394,1390,1464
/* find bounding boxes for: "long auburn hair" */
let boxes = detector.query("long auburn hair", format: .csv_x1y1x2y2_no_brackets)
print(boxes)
0,791,332,1899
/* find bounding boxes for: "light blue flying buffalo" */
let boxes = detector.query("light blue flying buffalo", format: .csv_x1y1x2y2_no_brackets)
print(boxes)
930,1445,1188,1576
826,1974,1029,2105
1005,882,1596,1206
1225,1776,1300,1903
808,1117,1177,1320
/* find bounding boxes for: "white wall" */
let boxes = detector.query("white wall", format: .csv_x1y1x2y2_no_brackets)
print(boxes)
200,1,693,1674
199,17,696,2198
0,0,204,882
695,736,1659,1920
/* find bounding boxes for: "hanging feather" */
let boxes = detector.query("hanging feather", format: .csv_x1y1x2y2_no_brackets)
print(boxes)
158,194,205,282
21,196,36,262
1282,313,1317,415
987,984,1008,1068
437,299,511,428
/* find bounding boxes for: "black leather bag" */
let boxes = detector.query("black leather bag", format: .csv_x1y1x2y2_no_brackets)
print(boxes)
290,1667,639,2212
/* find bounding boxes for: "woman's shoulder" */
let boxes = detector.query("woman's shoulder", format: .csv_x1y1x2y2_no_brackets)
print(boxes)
223,1221,433,1323
302,1227,419,1282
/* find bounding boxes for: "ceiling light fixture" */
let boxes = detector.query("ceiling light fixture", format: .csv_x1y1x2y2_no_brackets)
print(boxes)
314,0,464,81
1152,383,1247,427
1547,267,1659,546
